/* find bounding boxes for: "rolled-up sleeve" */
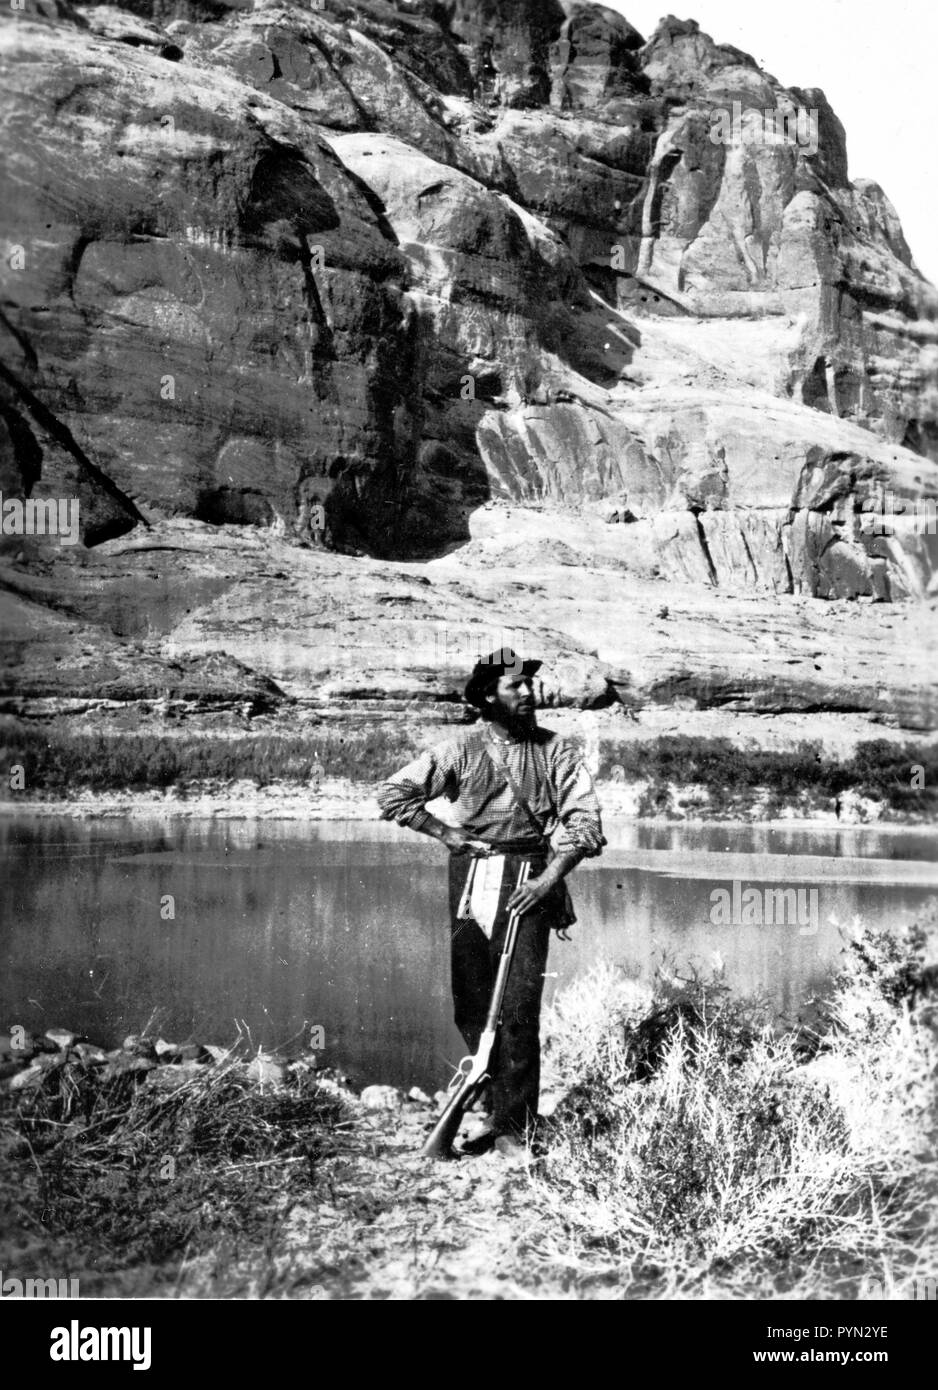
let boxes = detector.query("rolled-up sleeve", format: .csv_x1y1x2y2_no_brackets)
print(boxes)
550,742,605,858
376,742,460,832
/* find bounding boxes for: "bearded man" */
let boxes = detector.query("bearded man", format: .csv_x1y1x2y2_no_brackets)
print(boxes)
377,648,604,1161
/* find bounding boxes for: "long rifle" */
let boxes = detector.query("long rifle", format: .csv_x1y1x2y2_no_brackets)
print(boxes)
422,859,532,1159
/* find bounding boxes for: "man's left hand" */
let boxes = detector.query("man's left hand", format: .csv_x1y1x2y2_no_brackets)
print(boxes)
507,873,555,917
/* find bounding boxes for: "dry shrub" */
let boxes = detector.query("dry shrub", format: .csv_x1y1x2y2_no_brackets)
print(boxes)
1,1053,351,1272
530,903,938,1298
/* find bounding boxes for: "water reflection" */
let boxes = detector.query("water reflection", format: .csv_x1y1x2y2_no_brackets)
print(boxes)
1,817,935,1090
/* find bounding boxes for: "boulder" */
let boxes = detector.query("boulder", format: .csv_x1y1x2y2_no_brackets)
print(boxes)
155,1040,211,1063
103,1054,157,1080
146,1060,207,1089
37,1051,68,1072
9,1064,44,1091
360,1084,403,1112
536,655,614,709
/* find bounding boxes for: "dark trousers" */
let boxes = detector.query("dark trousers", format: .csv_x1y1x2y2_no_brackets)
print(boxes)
447,851,561,1140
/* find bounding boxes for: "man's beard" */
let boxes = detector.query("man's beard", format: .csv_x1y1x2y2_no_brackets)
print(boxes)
488,698,537,737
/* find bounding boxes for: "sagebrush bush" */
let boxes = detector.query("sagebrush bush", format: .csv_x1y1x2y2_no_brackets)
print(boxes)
531,903,938,1297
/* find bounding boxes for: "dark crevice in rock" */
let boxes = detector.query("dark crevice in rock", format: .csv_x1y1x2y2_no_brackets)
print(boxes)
300,28,378,131
575,147,648,180
902,417,938,462
833,277,921,320
51,78,104,119
0,360,147,543
647,147,682,238
297,237,333,357
243,145,341,242
63,233,93,303
0,306,39,374
194,488,273,527
0,403,43,496
738,524,763,589
112,0,234,22
691,510,718,585
330,165,400,248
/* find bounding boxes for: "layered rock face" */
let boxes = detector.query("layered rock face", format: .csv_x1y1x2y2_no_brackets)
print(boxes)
0,1,937,732
2,0,937,588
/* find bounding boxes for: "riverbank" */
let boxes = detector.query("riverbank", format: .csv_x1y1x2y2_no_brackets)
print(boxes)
2,908,936,1300
0,781,931,825
2,706,936,824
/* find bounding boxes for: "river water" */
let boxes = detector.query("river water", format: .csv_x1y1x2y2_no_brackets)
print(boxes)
1,816,936,1091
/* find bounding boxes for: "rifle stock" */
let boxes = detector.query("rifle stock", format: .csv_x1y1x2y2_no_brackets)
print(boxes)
421,860,531,1159
422,1072,482,1159
422,1028,495,1158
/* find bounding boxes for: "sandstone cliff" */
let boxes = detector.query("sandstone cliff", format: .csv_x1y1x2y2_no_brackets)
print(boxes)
1,1,936,771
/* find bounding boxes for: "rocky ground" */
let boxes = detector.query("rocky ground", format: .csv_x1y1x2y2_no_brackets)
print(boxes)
270,1100,570,1301
0,1020,582,1300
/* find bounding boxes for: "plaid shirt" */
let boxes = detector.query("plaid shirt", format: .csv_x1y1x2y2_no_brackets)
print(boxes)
377,724,604,857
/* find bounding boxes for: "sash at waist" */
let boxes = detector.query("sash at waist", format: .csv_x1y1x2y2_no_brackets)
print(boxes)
468,837,549,857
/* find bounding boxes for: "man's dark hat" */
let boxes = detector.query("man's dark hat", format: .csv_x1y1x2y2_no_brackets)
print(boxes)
464,648,542,709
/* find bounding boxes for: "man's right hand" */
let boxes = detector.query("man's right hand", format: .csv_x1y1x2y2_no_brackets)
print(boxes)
441,827,493,855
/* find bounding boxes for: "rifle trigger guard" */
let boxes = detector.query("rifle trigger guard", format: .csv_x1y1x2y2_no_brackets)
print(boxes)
448,1055,474,1092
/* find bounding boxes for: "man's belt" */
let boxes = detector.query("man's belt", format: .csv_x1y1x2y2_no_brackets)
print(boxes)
469,837,549,857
